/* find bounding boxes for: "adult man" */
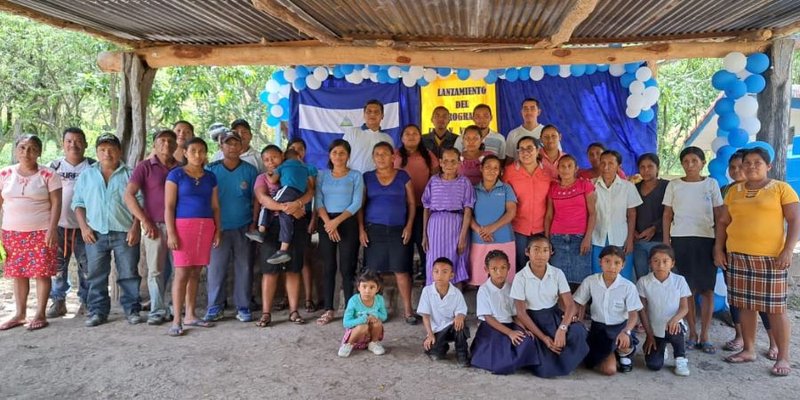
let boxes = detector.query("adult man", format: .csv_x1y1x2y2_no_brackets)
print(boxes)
505,98,544,164
124,129,179,325
421,106,457,158
73,134,142,327
211,119,265,173
46,127,95,318
453,104,506,158
204,130,259,322
343,99,394,173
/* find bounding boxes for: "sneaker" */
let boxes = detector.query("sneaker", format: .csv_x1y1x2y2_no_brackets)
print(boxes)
427,352,443,361
46,299,67,318
236,307,253,322
203,306,224,322
338,343,354,358
674,357,690,376
147,314,164,326
245,230,264,243
367,342,386,355
617,357,634,373
267,250,292,265
85,314,107,327
127,312,143,325
457,354,471,368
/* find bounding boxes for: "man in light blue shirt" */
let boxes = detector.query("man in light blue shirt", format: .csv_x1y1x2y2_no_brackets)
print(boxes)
73,134,142,327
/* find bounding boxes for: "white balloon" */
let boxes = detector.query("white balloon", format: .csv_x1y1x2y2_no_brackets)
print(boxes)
402,74,416,87
283,67,297,82
740,117,762,135
265,79,280,92
306,75,322,90
609,63,625,77
312,66,328,81
345,72,363,84
423,68,437,82
627,93,645,110
734,96,759,118
625,106,640,118
387,66,402,79
361,68,372,79
629,80,645,95
711,136,729,152
267,92,280,104
723,52,747,73
529,66,544,81
635,67,652,82
291,80,301,92
643,86,660,106
409,66,424,79
278,84,291,97
736,69,752,80
270,104,284,118
558,65,571,78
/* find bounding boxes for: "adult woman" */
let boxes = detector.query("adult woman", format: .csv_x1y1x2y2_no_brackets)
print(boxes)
469,155,517,286
394,124,439,281
0,134,62,331
172,120,194,164
360,141,417,323
314,140,363,326
458,125,486,185
663,146,723,354
165,137,221,336
633,153,669,280
714,148,799,376
578,142,627,181
287,138,320,313
503,136,552,272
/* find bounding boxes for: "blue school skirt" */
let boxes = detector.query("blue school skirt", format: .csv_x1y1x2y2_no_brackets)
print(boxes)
526,307,589,378
584,320,639,369
470,321,539,375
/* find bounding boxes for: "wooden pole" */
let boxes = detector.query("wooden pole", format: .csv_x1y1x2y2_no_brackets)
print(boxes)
756,38,794,181
115,54,157,167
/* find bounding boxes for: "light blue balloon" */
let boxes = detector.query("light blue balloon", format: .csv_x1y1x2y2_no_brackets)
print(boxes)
417,77,429,87
745,74,766,93
620,72,636,88
708,158,727,176
596,64,609,72
400,65,410,72
505,68,519,82
716,145,737,163
436,67,451,76
718,114,740,131
295,65,309,78
278,98,290,111
724,80,747,99
293,77,307,91
352,64,365,71
272,70,287,85
570,64,587,77
727,128,749,147
377,70,390,83
280,111,290,122
585,64,598,75
485,71,498,84
745,53,770,74
714,98,735,115
457,69,470,80
387,76,399,84
712,70,737,91
644,78,658,88
543,65,559,77
332,65,345,79
259,90,269,104
367,65,380,73
744,140,776,163
624,62,641,74
519,67,531,81
638,108,655,123
340,64,354,74
266,115,280,127
717,129,730,137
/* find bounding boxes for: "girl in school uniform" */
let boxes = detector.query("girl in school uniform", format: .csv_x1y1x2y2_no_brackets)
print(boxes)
510,234,589,378
470,250,539,374
574,245,643,375
422,147,475,285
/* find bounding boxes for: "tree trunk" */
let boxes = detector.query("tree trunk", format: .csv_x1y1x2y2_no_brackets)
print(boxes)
756,38,794,181
115,53,157,167
109,73,119,131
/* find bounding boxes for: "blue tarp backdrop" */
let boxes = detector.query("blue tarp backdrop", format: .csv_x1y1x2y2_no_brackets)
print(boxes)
289,72,656,174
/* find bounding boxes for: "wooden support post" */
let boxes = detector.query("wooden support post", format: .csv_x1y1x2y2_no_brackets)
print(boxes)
756,38,794,180
115,53,157,167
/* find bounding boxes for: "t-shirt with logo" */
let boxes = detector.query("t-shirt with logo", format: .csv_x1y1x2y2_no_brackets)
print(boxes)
50,157,95,229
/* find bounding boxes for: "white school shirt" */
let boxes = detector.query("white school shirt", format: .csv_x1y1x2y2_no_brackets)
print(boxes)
505,124,545,159
417,283,468,333
592,175,643,246
636,272,692,337
662,178,723,238
574,273,643,325
509,263,571,311
476,280,516,323
343,125,394,173
454,130,507,159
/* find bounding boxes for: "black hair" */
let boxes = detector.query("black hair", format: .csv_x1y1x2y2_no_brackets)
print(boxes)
62,127,86,142
473,103,493,116
742,147,772,164
327,138,351,169
481,154,502,169
587,142,606,152
637,153,660,169
484,249,510,267
648,244,676,262
541,124,559,135
440,146,461,160
398,124,432,170
432,257,454,270
172,120,195,133
728,149,747,164
517,135,540,150
521,97,541,109
261,144,282,156
600,149,623,165
284,148,300,160
15,134,43,153
679,146,706,163
364,99,384,114
526,233,552,250
186,137,208,152
432,105,450,115
231,118,251,132
356,271,383,289
287,137,307,150
557,154,578,168
372,141,394,156
599,245,626,261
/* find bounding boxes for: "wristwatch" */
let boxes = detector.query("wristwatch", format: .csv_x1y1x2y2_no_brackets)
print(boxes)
558,324,568,331
625,329,632,335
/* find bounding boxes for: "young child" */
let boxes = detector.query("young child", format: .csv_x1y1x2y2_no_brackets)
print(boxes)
470,250,539,374
511,234,589,378
636,244,691,376
417,257,470,367
265,148,310,264
574,245,643,375
338,271,388,357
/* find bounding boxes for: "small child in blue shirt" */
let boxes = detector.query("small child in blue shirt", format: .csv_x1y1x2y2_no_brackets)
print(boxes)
265,148,310,265
338,271,388,357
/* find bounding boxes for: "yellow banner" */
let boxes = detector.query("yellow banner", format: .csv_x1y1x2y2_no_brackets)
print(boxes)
420,75,497,135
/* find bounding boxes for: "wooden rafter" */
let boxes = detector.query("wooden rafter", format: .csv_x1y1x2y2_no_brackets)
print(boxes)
537,0,598,48
97,40,770,72
251,0,344,46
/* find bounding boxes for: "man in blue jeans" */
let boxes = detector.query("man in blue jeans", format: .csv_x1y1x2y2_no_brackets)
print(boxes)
73,134,143,327
204,130,259,323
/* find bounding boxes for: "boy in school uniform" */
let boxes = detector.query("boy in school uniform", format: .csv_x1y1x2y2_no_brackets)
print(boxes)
418,257,470,367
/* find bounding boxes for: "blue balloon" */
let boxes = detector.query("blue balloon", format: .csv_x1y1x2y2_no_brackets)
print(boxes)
340,64,354,74
377,70,390,83
457,69,470,80
259,90,269,104
708,158,727,176
436,67,451,76
505,68,519,82
295,65,309,78
714,97,735,115
644,78,658,88
745,74,766,93
280,111,290,121
717,129,730,137
624,62,641,74
711,70,737,91
399,65,410,72
596,64,609,72
278,98,290,111
272,70,287,85
585,64,598,75
416,77,429,87
332,65,345,78
570,64,587,77
718,113,740,131
387,76,399,84
745,52,770,74
744,141,776,163
367,65,380,73
293,77,307,91
716,145,737,163
266,115,280,127
728,128,749,147
518,67,531,81
352,64,365,71
492,68,506,77
638,108,655,123
485,70,498,84
710,173,729,188
725,80,747,99
620,72,636,88
543,65,559,77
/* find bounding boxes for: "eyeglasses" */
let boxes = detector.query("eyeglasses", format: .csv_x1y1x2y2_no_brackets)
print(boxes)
518,146,536,154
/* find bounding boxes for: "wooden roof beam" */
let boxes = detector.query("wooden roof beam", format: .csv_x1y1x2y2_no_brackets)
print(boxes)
537,0,598,48
251,0,345,46
97,40,770,72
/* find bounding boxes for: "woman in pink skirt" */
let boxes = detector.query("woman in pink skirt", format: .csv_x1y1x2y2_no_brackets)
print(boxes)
165,137,221,336
0,134,62,331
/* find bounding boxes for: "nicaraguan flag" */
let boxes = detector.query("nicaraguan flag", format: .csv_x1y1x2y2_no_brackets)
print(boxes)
289,79,420,169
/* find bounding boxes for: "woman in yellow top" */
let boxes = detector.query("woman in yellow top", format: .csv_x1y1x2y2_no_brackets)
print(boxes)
714,147,800,376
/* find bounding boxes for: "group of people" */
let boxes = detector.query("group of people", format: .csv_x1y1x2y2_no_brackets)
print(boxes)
0,98,796,377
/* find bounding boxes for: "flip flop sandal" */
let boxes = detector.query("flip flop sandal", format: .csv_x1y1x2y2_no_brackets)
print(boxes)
184,320,215,328
698,342,717,354
0,320,26,331
316,310,334,326
167,325,184,337
26,320,49,331
722,340,744,352
304,300,317,313
686,339,699,349
404,314,420,325
255,313,272,328
289,311,305,325
724,354,756,363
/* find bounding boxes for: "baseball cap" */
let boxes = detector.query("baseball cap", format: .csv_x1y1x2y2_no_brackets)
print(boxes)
96,133,121,148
